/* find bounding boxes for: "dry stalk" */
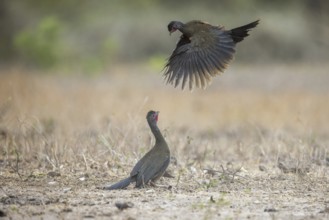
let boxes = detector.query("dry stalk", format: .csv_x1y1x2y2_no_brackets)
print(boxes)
11,148,23,180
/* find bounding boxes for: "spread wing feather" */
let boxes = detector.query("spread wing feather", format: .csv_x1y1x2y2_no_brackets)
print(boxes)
164,27,236,90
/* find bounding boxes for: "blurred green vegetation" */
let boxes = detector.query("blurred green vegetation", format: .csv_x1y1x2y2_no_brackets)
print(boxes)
0,0,328,72
14,16,62,68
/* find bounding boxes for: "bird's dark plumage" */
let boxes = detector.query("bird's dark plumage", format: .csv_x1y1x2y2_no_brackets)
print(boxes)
103,111,170,190
164,19,259,90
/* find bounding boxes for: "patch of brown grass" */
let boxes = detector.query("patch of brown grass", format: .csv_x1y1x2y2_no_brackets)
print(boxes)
0,64,328,171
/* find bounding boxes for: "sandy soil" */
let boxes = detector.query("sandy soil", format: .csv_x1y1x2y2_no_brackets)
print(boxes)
1,164,328,219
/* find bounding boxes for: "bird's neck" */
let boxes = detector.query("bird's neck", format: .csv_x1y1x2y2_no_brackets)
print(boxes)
148,122,166,146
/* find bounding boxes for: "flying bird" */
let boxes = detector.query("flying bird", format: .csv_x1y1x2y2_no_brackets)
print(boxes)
164,19,259,90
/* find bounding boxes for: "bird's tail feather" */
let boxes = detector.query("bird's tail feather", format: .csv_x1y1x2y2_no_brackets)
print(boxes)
230,20,259,43
103,177,132,190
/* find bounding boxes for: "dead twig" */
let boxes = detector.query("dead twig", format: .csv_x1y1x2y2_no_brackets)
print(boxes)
11,149,23,180
204,165,248,183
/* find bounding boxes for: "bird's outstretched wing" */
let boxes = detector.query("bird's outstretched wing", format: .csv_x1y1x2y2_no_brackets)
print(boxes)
164,27,236,90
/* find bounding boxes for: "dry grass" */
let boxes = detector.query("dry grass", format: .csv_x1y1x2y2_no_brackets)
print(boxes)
0,63,329,219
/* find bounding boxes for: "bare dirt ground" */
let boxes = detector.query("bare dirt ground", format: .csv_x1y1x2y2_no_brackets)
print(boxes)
0,63,329,219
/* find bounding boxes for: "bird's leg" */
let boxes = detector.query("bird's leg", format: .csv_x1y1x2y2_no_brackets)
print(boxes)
141,175,145,188
163,170,175,178
150,181,157,187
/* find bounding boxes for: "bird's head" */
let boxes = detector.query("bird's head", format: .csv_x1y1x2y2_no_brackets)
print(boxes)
147,110,159,124
167,21,184,35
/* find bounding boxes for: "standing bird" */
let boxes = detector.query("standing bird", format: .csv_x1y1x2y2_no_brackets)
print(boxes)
164,19,259,90
103,111,170,190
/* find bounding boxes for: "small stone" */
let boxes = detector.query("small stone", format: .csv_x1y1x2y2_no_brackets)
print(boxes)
63,187,71,193
115,201,134,210
47,171,61,177
62,208,73,212
259,165,267,172
190,166,197,173
264,208,278,212
319,207,329,213
146,189,155,193
0,210,6,217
